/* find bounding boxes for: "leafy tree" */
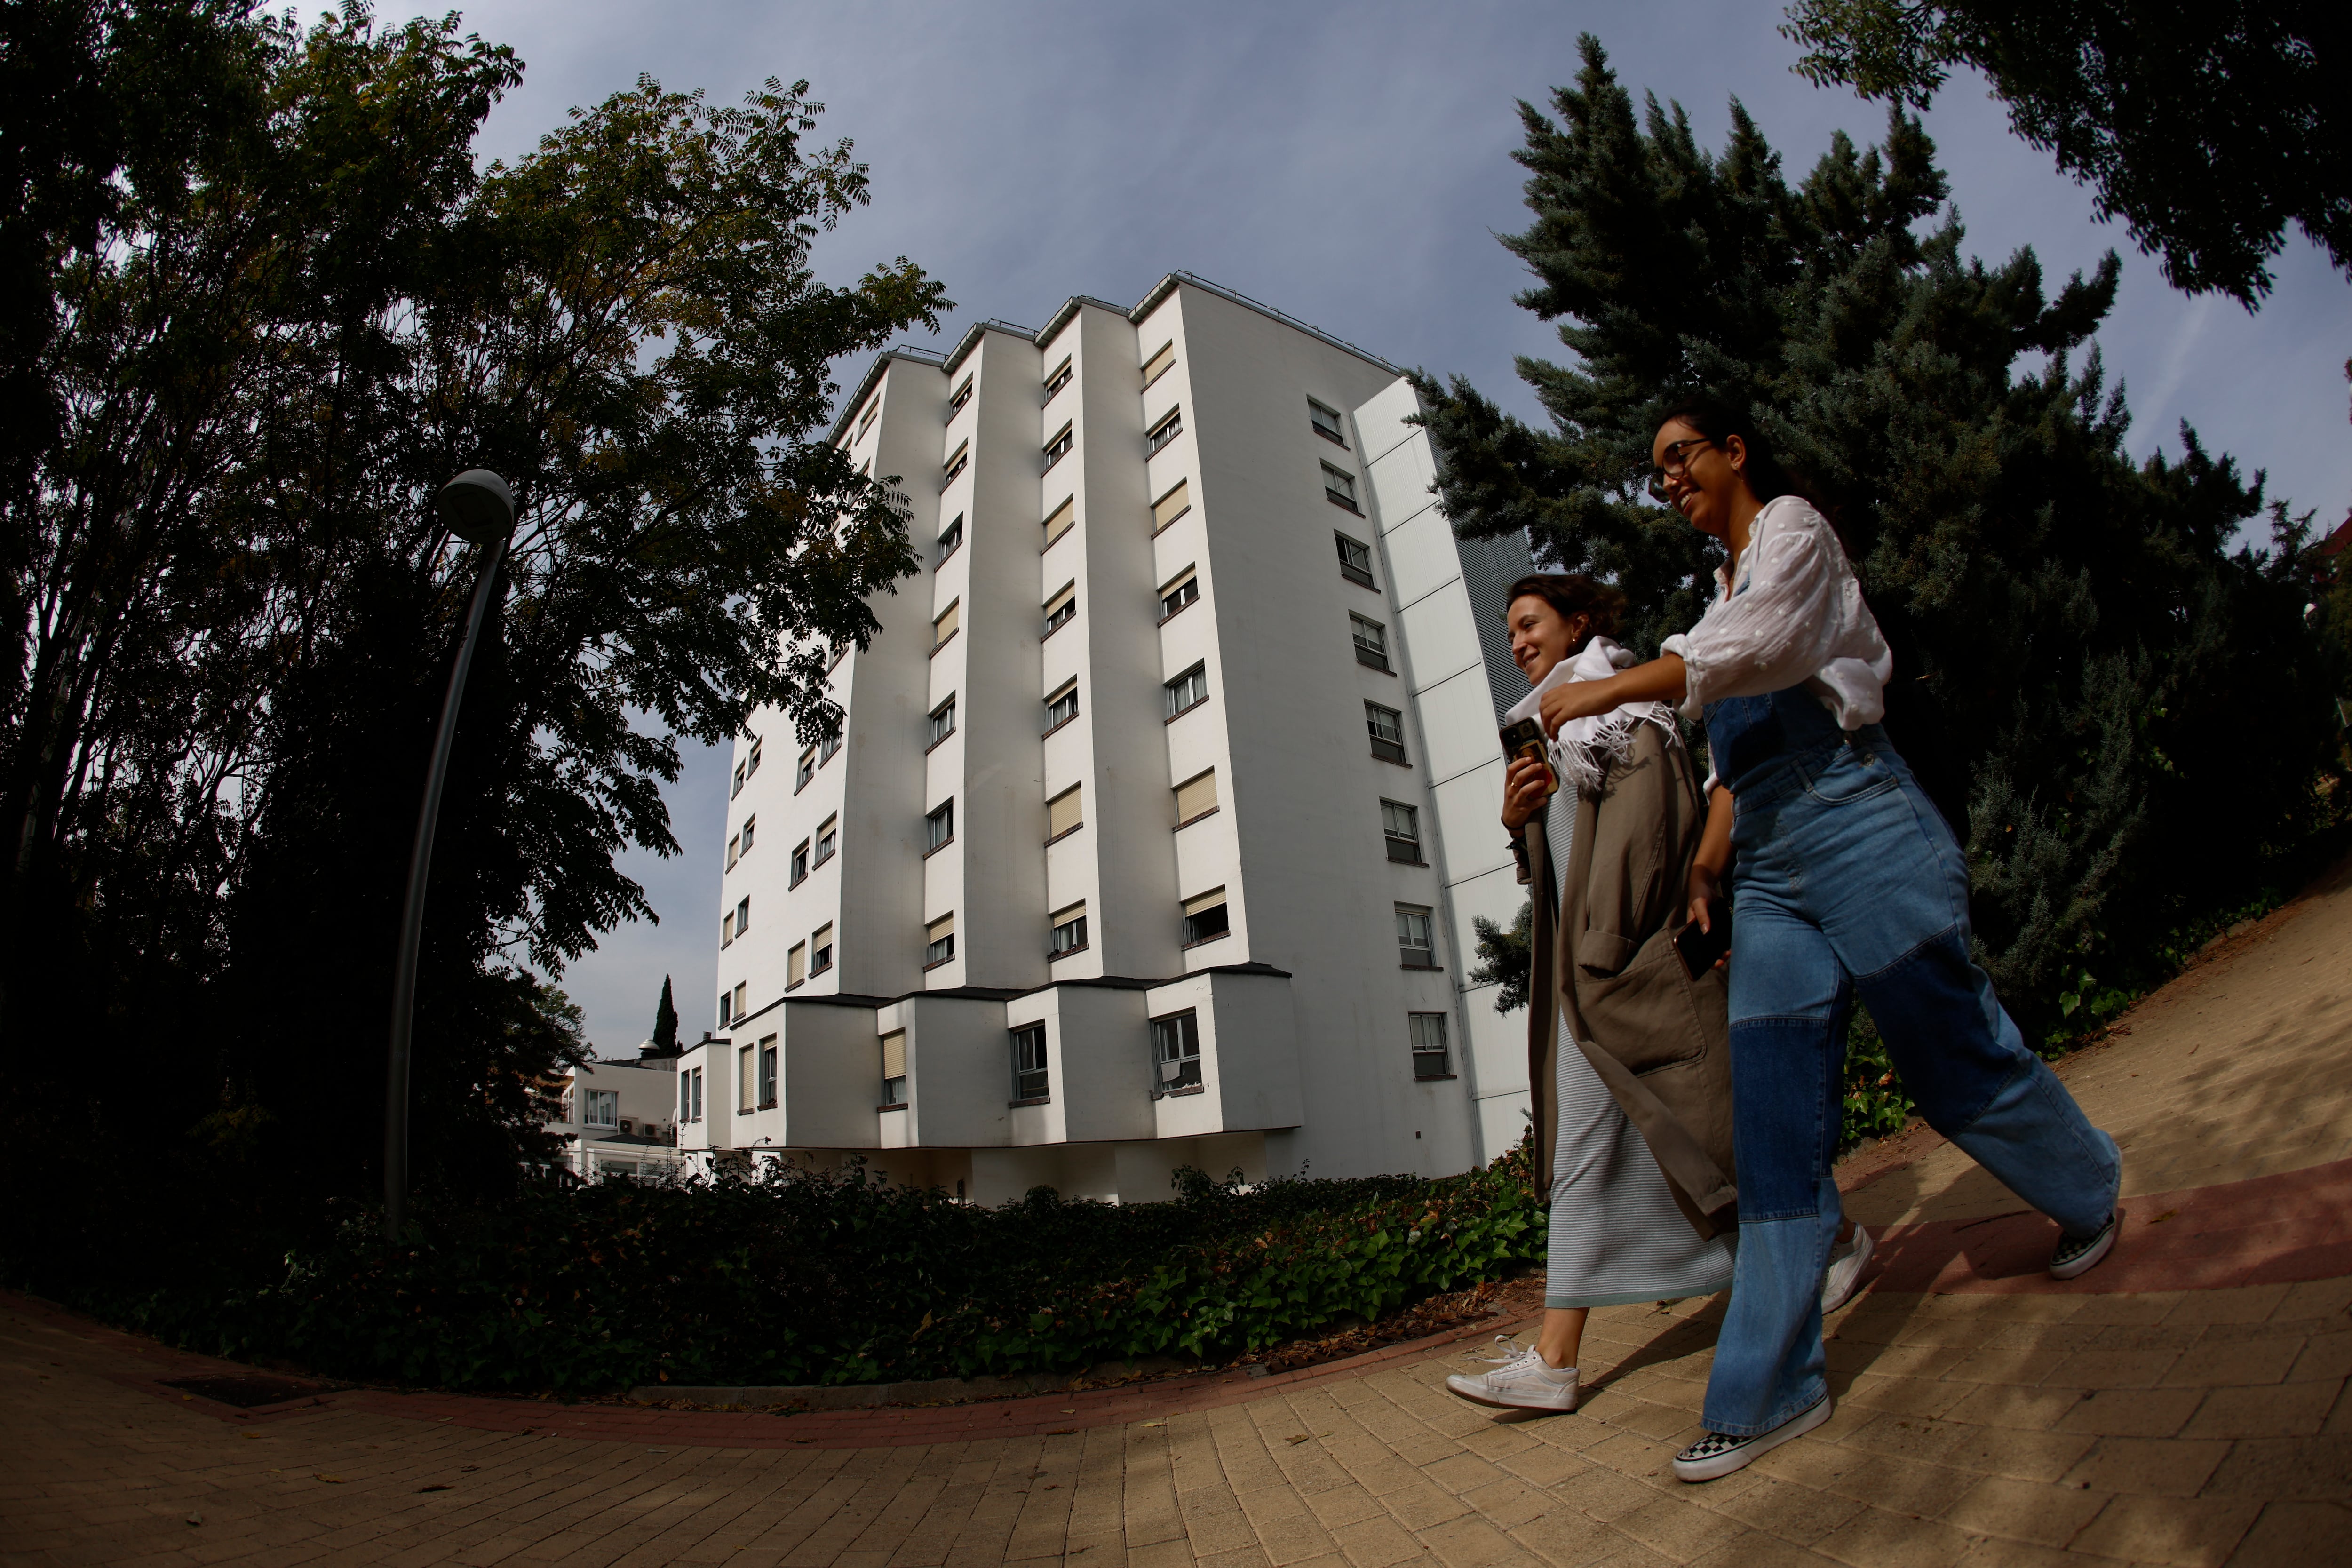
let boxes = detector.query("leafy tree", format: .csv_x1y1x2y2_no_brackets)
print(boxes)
0,2,946,1285
1470,905,1533,1015
1417,35,2342,1035
648,974,680,1058
1779,0,2348,304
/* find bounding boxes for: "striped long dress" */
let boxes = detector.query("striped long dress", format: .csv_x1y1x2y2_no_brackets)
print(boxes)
1542,783,1737,1310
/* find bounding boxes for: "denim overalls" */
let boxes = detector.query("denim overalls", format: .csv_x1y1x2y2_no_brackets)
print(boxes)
1696,684,2122,1437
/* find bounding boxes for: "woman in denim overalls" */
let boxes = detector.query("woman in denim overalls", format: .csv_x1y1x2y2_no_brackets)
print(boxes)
1529,398,2123,1483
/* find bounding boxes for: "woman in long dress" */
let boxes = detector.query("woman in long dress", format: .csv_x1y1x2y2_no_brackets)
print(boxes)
1444,574,1735,1414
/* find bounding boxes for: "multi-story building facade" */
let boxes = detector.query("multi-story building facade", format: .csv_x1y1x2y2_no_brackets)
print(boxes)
547,1055,684,1183
678,273,1534,1204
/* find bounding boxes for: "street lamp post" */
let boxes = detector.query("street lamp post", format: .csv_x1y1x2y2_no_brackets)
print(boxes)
385,469,516,1241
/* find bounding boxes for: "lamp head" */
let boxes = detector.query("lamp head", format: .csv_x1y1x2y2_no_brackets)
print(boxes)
436,469,515,545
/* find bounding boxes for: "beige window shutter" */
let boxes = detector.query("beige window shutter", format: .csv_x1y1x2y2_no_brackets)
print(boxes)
927,913,954,942
739,1045,755,1108
933,601,959,643
788,944,806,984
1142,342,1174,386
881,1030,906,1079
1152,479,1190,530
1175,769,1217,824
1182,889,1226,917
1044,584,1074,620
1053,899,1086,926
1048,784,1083,838
1043,497,1075,544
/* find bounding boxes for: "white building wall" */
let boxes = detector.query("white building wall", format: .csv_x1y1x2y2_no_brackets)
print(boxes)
695,274,1533,1200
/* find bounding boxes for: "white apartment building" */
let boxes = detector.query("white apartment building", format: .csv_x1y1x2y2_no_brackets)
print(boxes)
547,1056,685,1184
678,273,1535,1205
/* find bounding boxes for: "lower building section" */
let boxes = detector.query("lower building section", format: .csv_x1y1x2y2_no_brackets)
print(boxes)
674,965,1305,1202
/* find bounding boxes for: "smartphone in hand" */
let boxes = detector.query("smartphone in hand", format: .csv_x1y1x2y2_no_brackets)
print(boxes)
1675,911,1732,979
1497,717,1558,795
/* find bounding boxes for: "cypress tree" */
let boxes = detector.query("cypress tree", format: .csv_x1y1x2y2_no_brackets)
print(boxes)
1419,35,2343,1031
649,974,680,1058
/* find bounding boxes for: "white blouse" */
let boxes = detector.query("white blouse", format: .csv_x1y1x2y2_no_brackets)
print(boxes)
1660,494,1893,731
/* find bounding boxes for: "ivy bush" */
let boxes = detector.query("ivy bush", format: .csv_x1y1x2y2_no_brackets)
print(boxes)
103,1146,1546,1396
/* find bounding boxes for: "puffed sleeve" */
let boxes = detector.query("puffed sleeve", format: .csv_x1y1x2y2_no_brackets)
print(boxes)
1661,503,1854,718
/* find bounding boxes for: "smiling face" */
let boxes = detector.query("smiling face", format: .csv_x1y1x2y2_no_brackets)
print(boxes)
1653,416,1754,542
1508,596,1590,686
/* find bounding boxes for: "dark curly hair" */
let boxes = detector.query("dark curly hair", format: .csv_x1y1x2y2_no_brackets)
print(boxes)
1655,394,1842,533
1502,573,1626,654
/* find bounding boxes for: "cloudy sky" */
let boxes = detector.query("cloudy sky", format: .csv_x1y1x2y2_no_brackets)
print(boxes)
448,0,2351,1056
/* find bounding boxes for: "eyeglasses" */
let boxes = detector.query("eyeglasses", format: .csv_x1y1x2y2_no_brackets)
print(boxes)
1644,437,1714,503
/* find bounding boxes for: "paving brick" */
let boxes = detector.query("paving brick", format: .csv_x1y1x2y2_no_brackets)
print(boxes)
2221,1499,2352,1567
2064,1495,2262,1568
2179,1381,2337,1440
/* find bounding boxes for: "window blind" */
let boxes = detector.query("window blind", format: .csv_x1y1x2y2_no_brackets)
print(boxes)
1048,785,1083,839
1175,770,1217,824
1152,479,1190,531
1043,497,1075,545
1183,889,1226,917
1142,342,1174,387
881,1030,906,1080
932,600,959,644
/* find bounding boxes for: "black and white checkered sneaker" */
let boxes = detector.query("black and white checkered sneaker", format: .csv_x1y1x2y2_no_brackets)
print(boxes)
2050,1210,2121,1280
1671,1393,1834,1483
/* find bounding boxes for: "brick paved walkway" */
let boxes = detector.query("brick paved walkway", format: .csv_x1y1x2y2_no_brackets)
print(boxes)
5,858,2348,1567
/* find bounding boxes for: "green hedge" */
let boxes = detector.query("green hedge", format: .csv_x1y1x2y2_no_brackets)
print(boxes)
106,1148,1547,1395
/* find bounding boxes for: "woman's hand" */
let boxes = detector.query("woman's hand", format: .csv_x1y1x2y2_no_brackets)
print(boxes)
1537,678,1618,737
1534,653,1690,738
1500,754,1551,832
1686,861,1722,937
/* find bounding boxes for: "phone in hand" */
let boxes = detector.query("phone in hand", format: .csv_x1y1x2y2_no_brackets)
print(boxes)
1676,909,1732,979
1498,717,1558,796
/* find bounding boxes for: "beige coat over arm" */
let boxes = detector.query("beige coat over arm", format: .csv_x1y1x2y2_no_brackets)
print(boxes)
1520,722,1739,1239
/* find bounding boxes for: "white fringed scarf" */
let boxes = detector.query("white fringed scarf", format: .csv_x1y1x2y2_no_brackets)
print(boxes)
1501,636,1681,798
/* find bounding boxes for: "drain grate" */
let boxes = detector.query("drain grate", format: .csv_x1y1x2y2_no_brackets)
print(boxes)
161,1374,322,1409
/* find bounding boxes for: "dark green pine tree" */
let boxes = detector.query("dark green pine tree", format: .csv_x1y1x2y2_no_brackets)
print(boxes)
649,974,680,1058
1419,34,2342,1029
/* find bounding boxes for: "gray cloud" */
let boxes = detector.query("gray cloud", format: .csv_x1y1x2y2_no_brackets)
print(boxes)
452,0,2348,1053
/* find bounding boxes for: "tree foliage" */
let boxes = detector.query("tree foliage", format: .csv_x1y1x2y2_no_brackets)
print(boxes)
1779,0,2349,304
1417,35,2343,1036
0,1,946,1286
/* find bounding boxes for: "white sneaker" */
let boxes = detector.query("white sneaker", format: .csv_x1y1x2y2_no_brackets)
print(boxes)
1821,1225,1873,1315
1444,1343,1579,1412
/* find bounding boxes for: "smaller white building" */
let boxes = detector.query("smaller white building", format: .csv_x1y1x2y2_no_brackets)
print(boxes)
546,1056,686,1183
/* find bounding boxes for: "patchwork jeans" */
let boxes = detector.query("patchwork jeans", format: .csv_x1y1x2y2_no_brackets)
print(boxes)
1699,729,2121,1437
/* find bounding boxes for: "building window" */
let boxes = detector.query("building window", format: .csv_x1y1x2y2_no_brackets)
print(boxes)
733,896,750,937
942,438,969,483
1151,478,1191,532
925,800,954,853
738,1043,755,1113
1046,783,1083,842
739,816,755,855
1044,681,1080,735
691,1066,704,1121
1410,1013,1451,1079
948,373,973,415
746,737,762,777
927,696,956,749
1323,462,1360,512
1173,769,1218,828
1367,702,1407,764
1142,341,1175,389
1043,356,1072,398
1398,905,1436,967
679,1073,692,1123
881,1029,906,1107
931,600,959,652
1152,1010,1202,1092
937,514,963,561
731,761,747,798
731,981,747,1020
1043,584,1076,638
1011,1024,1049,1101
1309,398,1347,447
796,748,815,791
584,1089,618,1128
1043,496,1075,546
790,840,809,887
1335,531,1375,589
1351,613,1392,672
1050,902,1088,958
1160,567,1198,622
1164,662,1208,720
758,1036,778,1108
719,989,731,1027
788,941,807,988
814,815,837,866
819,729,842,764
726,832,740,871
1042,422,1073,471
1382,799,1423,863
721,912,733,949
1146,406,1182,457
925,913,955,968
855,398,878,438
812,923,834,973
1182,889,1230,947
